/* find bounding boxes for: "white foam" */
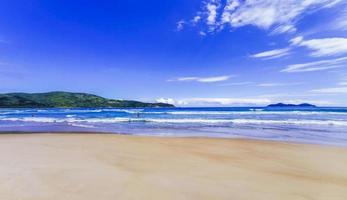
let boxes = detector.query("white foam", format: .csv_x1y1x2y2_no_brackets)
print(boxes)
1,117,347,126
165,111,347,115
144,118,232,123
230,119,347,126
67,123,95,128
2,117,65,123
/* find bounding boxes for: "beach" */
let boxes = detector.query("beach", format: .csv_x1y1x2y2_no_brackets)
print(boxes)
0,134,346,200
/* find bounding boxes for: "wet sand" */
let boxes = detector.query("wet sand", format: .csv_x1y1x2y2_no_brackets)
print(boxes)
0,133,346,200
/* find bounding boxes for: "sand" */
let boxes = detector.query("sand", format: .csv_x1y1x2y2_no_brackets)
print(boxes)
0,134,346,200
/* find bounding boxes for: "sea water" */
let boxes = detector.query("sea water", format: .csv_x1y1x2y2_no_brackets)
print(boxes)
0,107,347,146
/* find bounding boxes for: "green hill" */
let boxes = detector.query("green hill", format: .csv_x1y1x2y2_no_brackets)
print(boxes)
0,92,174,108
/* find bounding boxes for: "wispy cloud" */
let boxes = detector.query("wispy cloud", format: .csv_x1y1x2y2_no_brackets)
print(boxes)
251,48,291,59
219,82,253,86
220,82,302,87
156,96,335,106
311,87,347,94
169,75,231,83
155,98,177,105
293,37,347,57
289,36,304,45
192,16,202,24
176,20,185,31
257,83,283,87
257,82,303,87
206,1,219,28
271,24,296,34
157,97,271,106
332,8,347,30
281,56,347,72
252,36,347,60
199,31,207,36
186,0,342,34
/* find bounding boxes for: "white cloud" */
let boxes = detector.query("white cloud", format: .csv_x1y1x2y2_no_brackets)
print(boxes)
205,0,221,31
193,16,202,24
176,77,198,81
257,82,302,87
295,37,347,57
339,82,347,86
176,20,185,31
156,98,177,105
250,35,347,60
220,82,302,87
290,36,304,45
251,48,290,59
156,96,336,106
189,76,230,82
191,0,342,34
170,75,231,83
311,87,347,94
271,24,297,34
257,83,280,87
219,82,253,86
199,31,207,36
281,56,347,72
157,97,271,106
207,3,219,25
332,9,347,30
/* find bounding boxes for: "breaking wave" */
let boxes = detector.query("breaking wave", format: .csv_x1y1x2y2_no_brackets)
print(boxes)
1,117,347,126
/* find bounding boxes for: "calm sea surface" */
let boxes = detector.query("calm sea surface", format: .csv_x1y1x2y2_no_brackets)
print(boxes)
0,107,347,146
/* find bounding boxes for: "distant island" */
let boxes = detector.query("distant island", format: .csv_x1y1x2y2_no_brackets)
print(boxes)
266,103,317,108
0,92,174,108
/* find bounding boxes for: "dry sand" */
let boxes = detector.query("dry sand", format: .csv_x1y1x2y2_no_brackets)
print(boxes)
0,133,346,200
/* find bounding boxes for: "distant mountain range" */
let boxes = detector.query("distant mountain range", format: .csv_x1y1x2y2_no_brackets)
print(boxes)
0,92,174,108
266,103,317,108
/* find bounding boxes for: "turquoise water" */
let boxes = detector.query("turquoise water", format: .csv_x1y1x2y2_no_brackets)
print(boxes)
0,107,347,146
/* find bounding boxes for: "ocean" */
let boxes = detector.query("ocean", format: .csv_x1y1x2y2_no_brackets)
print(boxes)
0,107,347,146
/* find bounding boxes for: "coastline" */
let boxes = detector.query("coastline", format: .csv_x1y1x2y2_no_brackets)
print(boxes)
1,130,346,148
1,107,347,146
0,133,346,200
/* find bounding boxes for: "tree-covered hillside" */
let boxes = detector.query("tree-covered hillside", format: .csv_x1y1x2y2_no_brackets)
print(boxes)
0,92,174,108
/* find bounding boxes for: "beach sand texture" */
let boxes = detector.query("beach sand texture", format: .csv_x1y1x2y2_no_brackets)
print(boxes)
0,134,346,200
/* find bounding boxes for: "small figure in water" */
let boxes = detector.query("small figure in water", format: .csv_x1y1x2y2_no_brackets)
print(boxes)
136,112,140,118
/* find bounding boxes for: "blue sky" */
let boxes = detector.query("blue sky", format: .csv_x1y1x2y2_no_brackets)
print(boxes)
0,0,347,106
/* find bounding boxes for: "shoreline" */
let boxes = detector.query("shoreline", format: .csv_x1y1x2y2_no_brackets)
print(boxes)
0,131,346,148
0,133,347,199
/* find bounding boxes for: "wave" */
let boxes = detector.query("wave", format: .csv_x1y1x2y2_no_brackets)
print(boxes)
2,108,347,116
166,111,347,115
249,108,264,111
67,123,95,128
1,117,347,126
145,118,347,126
102,108,144,113
1,117,145,123
230,119,347,126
